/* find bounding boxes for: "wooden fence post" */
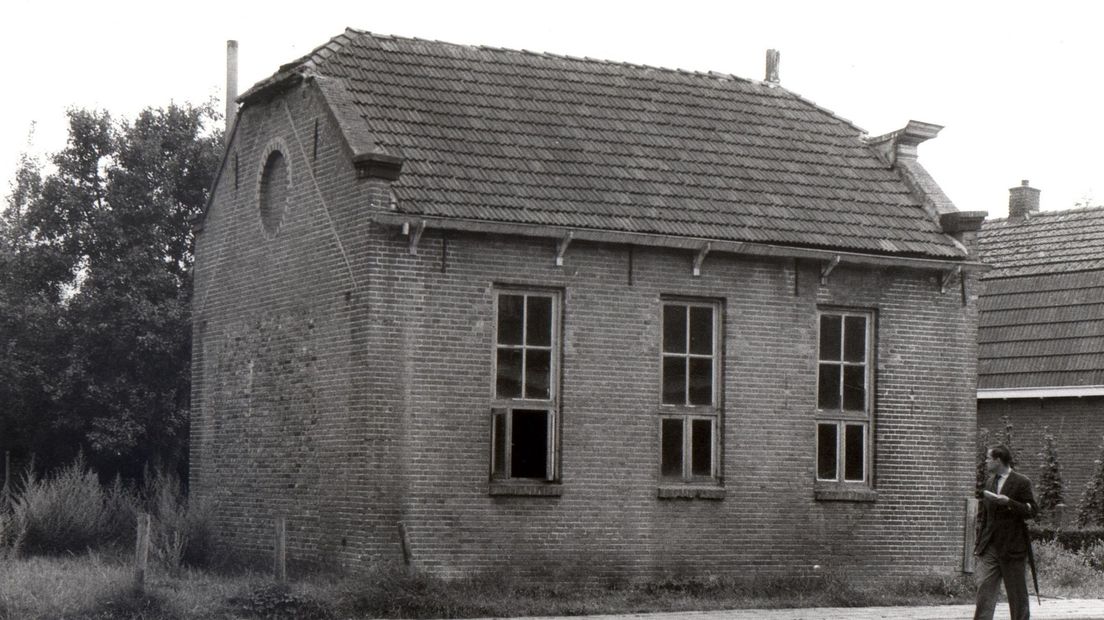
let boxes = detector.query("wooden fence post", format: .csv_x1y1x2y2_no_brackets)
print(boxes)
274,516,287,583
134,513,151,589
963,497,978,573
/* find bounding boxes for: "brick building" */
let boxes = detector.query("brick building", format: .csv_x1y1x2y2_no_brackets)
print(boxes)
191,29,987,580
977,183,1104,506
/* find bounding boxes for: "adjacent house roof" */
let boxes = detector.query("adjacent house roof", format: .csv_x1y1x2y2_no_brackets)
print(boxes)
977,207,1104,394
239,29,969,261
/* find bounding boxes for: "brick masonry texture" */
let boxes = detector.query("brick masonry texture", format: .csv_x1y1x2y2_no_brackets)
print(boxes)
192,78,979,581
979,399,1104,510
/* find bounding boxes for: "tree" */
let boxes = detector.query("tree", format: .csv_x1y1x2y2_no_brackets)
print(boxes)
976,427,993,495
0,102,222,480
1036,429,1064,520
1077,437,1104,528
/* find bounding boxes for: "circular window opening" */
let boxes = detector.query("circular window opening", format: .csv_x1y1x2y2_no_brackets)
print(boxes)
258,150,289,236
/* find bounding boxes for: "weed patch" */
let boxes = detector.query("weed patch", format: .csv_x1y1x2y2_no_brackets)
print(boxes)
228,582,333,619
77,586,179,620
9,457,136,556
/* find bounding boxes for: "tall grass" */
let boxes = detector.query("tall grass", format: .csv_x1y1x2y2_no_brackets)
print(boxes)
6,455,136,556
140,468,217,572
1035,539,1104,596
0,456,215,572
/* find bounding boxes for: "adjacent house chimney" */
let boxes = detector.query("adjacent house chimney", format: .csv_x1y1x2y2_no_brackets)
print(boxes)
1008,180,1040,220
226,40,239,145
765,49,780,84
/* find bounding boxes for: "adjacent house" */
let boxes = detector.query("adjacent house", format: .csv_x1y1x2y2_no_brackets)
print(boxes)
190,29,987,580
977,183,1104,502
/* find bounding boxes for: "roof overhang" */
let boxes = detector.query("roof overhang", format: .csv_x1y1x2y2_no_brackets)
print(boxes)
978,386,1104,400
372,212,988,274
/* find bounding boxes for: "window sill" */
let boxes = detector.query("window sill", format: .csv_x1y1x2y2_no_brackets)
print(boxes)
814,487,877,502
657,486,726,500
489,482,563,497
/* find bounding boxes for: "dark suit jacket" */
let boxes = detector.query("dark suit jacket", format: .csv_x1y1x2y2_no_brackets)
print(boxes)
975,470,1036,559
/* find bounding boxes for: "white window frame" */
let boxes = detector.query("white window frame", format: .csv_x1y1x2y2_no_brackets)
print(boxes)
659,299,722,483
490,289,561,482
815,309,874,485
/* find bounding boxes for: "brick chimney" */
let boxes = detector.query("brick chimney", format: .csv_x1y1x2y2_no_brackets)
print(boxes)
1008,180,1040,220
226,40,238,145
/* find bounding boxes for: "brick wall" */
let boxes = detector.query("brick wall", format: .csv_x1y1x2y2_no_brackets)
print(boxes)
193,80,980,580
191,81,405,567
979,398,1104,512
363,225,978,580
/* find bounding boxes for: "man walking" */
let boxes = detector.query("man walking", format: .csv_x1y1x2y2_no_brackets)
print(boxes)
974,444,1037,620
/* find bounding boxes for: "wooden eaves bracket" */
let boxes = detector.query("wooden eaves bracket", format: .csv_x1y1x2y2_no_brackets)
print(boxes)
693,242,711,277
402,220,426,255
820,255,841,285
555,232,573,267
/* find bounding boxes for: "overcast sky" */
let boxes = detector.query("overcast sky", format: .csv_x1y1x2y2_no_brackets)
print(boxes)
3,1,1101,218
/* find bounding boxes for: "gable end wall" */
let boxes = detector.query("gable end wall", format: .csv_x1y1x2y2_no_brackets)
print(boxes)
191,82,404,567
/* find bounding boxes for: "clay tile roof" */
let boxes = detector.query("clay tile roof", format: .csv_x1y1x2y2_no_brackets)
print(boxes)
249,28,966,259
977,207,1104,389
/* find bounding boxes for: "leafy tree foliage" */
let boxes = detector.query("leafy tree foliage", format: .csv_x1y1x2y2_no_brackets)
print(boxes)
0,103,222,480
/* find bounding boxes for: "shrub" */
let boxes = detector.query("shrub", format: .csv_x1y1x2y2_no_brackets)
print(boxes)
1034,539,1099,588
140,469,218,572
8,455,136,556
1030,527,1104,552
1037,429,1065,519
1077,437,1104,527
976,427,993,495
1083,540,1104,571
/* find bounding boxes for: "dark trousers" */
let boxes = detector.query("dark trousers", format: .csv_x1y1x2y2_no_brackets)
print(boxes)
974,544,1030,620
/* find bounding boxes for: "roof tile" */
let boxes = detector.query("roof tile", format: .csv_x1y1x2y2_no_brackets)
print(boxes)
262,29,965,258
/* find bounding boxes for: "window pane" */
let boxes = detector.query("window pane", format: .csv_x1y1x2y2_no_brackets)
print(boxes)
843,365,866,411
526,296,552,347
689,306,713,355
688,357,713,405
845,424,865,481
492,411,507,478
525,349,551,400
496,349,522,398
817,364,841,410
497,295,524,345
817,423,838,480
661,418,683,478
691,419,713,477
819,315,842,361
663,305,687,353
662,356,687,405
511,409,549,479
844,316,867,363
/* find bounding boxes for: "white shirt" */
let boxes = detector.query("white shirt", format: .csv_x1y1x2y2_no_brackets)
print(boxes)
996,470,1011,494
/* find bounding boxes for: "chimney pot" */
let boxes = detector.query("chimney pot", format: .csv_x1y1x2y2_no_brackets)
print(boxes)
765,49,780,84
1008,180,1040,220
